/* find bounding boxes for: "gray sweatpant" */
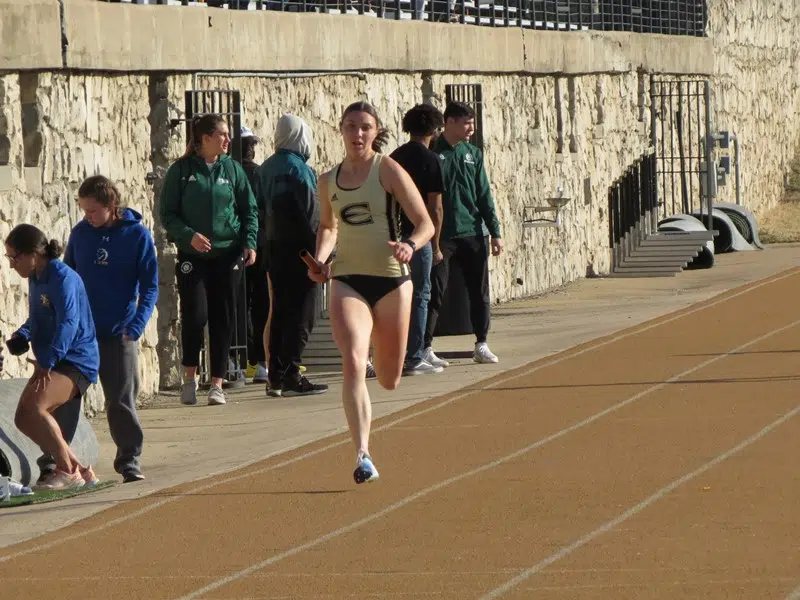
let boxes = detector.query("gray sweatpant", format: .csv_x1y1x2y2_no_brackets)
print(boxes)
39,336,143,476
99,337,143,474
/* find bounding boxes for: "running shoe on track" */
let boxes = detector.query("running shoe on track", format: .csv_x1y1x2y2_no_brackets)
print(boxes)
353,451,380,484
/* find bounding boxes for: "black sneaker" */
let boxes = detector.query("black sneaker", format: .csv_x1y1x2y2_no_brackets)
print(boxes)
281,376,328,397
122,469,145,484
37,468,55,486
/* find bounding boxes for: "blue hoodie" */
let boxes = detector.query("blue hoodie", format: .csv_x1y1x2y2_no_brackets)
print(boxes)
64,208,159,341
14,260,99,383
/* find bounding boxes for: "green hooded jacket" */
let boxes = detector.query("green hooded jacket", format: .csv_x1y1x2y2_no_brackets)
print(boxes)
158,153,258,257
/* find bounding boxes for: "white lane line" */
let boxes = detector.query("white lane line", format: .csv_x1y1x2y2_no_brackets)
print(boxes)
479,400,800,599
0,270,794,565
172,318,800,600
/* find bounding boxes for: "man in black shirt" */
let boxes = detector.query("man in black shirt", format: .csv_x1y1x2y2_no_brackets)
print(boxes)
390,104,446,376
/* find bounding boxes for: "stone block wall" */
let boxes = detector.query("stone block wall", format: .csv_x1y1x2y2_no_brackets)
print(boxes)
709,0,800,216
1,69,652,406
0,72,160,413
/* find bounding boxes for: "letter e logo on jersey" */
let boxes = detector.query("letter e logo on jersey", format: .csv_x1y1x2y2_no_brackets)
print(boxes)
95,247,109,265
340,202,374,226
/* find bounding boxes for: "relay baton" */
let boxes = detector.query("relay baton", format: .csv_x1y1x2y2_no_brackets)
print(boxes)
300,250,323,274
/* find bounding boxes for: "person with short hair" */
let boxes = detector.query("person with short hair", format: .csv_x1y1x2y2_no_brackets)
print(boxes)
5,224,100,491
309,101,434,483
390,103,446,376
158,114,259,407
425,101,504,367
238,126,271,385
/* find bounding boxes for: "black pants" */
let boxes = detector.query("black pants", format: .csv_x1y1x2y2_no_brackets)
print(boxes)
245,245,270,365
176,248,245,379
267,243,317,385
425,235,491,347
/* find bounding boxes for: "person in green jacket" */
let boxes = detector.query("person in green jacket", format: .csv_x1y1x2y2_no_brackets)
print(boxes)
424,101,504,367
158,114,258,407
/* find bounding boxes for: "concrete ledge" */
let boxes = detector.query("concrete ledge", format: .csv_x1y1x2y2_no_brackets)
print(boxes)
523,29,714,75
0,0,63,70
58,0,713,75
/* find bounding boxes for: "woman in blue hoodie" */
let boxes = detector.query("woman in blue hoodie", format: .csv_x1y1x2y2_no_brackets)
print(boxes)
58,175,158,483
5,224,100,491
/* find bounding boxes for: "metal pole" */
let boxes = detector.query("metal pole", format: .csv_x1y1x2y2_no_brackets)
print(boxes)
649,76,660,233
703,80,714,230
733,135,742,205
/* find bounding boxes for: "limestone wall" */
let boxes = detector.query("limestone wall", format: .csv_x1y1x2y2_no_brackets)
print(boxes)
708,0,800,216
0,72,160,413
1,68,652,405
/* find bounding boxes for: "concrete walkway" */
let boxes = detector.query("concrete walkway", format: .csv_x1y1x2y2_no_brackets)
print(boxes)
1,245,798,549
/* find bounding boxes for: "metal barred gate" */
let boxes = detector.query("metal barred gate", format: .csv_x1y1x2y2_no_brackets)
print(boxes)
444,83,484,150
649,76,715,230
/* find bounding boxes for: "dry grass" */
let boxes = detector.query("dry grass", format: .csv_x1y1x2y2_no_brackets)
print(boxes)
758,150,800,244
759,196,800,244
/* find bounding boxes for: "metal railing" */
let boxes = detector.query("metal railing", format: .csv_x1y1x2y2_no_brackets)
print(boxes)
607,150,715,276
101,0,708,37
608,152,655,259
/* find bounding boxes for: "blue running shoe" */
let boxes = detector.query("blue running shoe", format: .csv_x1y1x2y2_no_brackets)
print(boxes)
353,452,380,484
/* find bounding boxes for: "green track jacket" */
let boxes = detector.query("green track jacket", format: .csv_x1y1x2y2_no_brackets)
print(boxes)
431,137,502,241
158,153,258,257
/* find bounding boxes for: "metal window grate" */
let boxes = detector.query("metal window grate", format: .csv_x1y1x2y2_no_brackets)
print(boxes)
445,84,484,150
101,0,708,38
184,89,243,162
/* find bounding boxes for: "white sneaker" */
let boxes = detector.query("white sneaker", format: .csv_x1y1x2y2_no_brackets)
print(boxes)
253,363,269,384
207,385,227,406
403,359,444,376
181,380,198,406
0,478,34,500
474,342,499,364
423,347,449,368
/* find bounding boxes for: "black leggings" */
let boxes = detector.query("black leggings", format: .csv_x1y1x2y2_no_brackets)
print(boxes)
245,246,270,364
425,235,491,346
176,248,245,379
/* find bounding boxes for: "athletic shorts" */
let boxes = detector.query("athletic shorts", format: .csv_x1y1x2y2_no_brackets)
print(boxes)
52,361,91,398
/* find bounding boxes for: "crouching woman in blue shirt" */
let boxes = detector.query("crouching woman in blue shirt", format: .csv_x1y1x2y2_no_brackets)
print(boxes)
5,224,100,491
